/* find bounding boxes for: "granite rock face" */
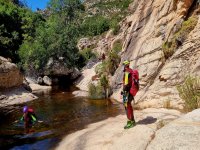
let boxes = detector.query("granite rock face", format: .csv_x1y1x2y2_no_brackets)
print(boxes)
0,56,23,89
147,109,200,150
55,108,182,150
111,0,199,109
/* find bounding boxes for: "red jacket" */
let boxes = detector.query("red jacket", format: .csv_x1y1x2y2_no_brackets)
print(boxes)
123,68,139,96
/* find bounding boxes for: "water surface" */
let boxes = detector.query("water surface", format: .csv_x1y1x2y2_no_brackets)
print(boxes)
0,87,123,150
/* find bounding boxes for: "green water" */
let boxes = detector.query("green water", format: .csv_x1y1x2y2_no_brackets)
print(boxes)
0,88,123,150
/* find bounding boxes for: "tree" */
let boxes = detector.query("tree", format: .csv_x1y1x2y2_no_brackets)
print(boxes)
0,0,23,62
0,0,44,62
19,0,85,71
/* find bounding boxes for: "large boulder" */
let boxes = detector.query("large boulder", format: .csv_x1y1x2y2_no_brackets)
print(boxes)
71,68,81,80
43,76,52,86
44,58,72,76
0,86,38,107
0,56,23,89
44,58,81,79
75,62,101,91
37,77,43,85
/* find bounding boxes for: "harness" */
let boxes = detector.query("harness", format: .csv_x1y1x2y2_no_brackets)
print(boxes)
122,91,129,108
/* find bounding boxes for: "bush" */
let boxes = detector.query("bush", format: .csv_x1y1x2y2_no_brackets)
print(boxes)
112,40,122,54
88,82,104,99
162,42,175,59
109,17,120,35
79,48,97,61
93,0,132,11
174,16,198,41
100,74,110,98
83,0,132,36
177,76,200,111
162,16,198,59
107,50,121,75
88,74,110,99
95,61,109,75
81,16,110,36
95,41,121,76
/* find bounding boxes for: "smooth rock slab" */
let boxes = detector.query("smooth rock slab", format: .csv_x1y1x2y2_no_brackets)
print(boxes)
55,108,182,150
147,109,200,150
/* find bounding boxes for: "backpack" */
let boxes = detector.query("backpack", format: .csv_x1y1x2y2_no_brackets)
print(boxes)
133,78,139,91
130,70,139,96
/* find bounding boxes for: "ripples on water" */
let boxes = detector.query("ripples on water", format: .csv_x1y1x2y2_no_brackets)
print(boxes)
0,87,123,150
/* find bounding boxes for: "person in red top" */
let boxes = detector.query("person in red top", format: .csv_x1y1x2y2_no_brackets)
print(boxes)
21,106,37,133
121,60,139,129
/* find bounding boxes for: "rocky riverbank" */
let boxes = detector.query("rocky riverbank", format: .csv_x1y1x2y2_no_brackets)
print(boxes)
0,86,37,108
56,108,200,150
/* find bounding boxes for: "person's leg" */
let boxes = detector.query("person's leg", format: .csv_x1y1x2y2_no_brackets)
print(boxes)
127,94,135,122
124,94,135,129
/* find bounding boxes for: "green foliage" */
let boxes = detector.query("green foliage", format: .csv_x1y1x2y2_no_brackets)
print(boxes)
77,47,97,68
109,17,120,35
88,74,110,99
162,16,198,59
93,0,132,11
0,0,22,62
162,42,175,59
79,48,96,62
177,76,200,111
106,41,122,75
95,62,107,76
112,40,122,54
106,51,120,75
100,74,109,89
20,10,45,41
1,0,128,73
100,74,110,98
81,15,110,36
0,0,44,62
95,41,121,76
174,16,198,41
49,0,84,22
81,0,132,37
88,82,104,99
19,0,83,70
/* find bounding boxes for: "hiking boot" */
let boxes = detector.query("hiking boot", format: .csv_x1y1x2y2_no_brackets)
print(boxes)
124,120,136,129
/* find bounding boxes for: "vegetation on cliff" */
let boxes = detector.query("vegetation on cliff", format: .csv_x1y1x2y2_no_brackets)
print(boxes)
177,76,200,111
89,40,122,99
162,15,198,59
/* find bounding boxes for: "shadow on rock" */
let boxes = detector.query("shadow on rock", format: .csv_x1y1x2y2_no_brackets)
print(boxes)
137,116,157,125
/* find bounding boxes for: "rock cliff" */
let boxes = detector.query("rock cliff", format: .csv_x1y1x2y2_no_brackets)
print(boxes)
76,0,200,109
111,0,200,109
0,57,38,107
0,56,23,89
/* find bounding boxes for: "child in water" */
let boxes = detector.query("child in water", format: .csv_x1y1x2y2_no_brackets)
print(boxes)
23,106,37,126
15,106,43,133
20,106,37,133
